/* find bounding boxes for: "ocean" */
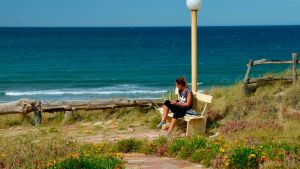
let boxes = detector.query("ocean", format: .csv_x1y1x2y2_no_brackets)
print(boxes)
0,26,299,102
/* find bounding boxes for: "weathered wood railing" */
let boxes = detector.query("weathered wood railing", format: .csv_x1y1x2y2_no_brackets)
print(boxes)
244,53,299,95
0,99,164,125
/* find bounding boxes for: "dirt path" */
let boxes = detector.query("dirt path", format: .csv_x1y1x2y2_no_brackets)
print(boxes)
0,121,207,169
124,153,205,169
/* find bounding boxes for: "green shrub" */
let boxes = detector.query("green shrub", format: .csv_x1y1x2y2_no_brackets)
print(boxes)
115,138,143,153
79,142,115,155
190,149,205,163
202,142,222,167
153,136,168,147
188,140,221,167
49,155,124,169
168,136,208,160
168,138,188,157
142,136,169,155
229,147,261,169
150,116,161,129
178,136,207,159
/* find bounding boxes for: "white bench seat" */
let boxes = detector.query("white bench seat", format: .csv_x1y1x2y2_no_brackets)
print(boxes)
159,92,212,136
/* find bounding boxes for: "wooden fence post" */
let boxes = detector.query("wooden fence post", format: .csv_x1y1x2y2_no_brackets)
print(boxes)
292,53,298,85
63,105,74,123
34,101,42,126
243,60,253,95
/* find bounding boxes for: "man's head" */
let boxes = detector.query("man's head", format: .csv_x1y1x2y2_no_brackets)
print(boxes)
176,77,187,90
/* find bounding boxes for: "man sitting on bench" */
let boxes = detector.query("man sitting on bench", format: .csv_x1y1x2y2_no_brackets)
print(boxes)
157,77,193,134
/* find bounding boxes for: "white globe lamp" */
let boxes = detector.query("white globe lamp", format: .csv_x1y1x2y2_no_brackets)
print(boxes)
186,0,202,11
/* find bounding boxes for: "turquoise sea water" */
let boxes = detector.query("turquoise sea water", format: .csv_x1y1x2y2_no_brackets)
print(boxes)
0,26,299,102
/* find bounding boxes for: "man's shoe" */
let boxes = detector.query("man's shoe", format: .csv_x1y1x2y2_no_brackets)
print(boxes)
156,121,166,129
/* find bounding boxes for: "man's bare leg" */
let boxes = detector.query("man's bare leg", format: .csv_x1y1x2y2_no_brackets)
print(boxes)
157,105,169,128
162,105,169,122
168,118,176,134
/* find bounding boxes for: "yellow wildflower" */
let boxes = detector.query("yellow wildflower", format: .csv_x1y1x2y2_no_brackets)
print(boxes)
68,153,80,159
248,154,256,159
113,153,124,159
0,153,7,158
47,161,53,167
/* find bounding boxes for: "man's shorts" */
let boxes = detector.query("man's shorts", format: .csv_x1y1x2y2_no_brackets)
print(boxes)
164,100,188,119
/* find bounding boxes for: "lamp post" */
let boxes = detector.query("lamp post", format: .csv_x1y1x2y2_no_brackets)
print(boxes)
186,0,202,92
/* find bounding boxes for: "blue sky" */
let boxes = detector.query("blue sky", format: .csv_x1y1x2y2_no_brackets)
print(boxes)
0,0,299,27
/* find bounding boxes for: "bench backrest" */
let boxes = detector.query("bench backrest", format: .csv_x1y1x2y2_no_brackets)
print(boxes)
194,92,213,103
194,92,213,116
175,87,213,117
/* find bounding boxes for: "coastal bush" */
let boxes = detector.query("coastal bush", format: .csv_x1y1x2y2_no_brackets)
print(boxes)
0,131,128,169
174,137,204,159
48,155,124,169
228,147,261,169
209,71,299,120
150,116,161,129
206,71,300,148
115,138,143,153
142,136,168,156
0,114,33,129
201,142,221,166
220,119,283,136
220,120,250,134
168,138,188,157
168,136,220,167
1,131,300,168
80,141,115,155
264,142,300,162
0,133,79,168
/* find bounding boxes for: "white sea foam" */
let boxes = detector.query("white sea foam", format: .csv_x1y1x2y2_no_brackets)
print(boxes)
187,82,204,85
5,88,168,96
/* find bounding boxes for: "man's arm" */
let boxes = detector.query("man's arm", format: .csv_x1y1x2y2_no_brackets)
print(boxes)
177,92,192,108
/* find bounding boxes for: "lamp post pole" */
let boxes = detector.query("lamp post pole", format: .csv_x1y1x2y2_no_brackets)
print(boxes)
186,0,202,93
191,10,198,92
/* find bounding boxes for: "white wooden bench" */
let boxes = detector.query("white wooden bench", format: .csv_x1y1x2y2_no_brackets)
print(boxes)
159,91,213,136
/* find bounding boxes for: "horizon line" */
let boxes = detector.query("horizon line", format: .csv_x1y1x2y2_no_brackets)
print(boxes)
1,24,300,28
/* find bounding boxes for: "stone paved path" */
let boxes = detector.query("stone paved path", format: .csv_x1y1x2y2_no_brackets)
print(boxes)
0,122,207,169
124,153,205,169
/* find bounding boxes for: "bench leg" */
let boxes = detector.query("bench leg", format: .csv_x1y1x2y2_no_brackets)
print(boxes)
186,118,207,137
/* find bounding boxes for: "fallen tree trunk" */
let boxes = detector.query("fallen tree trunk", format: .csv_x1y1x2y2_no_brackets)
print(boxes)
0,99,41,115
0,99,42,125
0,98,164,114
0,98,164,125
42,99,164,113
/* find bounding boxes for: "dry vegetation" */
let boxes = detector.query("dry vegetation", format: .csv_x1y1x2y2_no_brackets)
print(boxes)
0,70,299,168
207,75,300,144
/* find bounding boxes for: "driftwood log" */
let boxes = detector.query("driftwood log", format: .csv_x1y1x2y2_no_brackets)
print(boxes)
42,99,164,113
0,98,164,125
0,99,42,125
0,99,40,115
